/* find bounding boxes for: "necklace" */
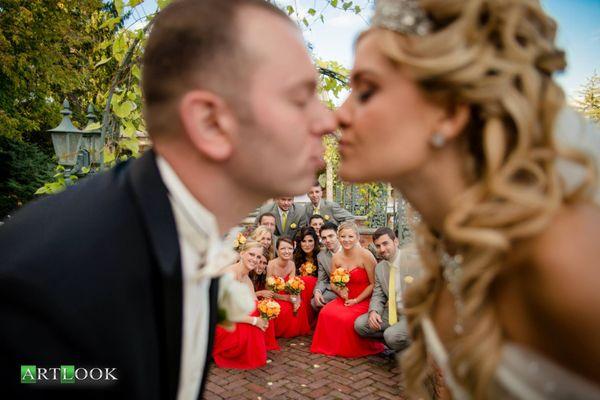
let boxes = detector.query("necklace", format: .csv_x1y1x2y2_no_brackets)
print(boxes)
438,243,465,335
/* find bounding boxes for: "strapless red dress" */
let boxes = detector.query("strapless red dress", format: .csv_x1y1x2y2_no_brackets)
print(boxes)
310,267,384,357
273,274,311,338
299,275,317,326
213,303,269,369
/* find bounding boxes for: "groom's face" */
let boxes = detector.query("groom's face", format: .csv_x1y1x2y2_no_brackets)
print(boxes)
228,8,336,198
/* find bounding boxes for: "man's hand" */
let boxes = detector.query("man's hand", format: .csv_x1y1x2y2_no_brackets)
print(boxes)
314,290,325,307
368,310,382,331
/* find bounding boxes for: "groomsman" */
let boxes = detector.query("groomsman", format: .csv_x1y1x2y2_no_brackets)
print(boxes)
258,197,305,238
312,222,340,310
309,214,325,237
354,228,419,351
304,182,354,225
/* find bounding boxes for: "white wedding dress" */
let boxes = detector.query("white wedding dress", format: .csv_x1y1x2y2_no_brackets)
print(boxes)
421,317,600,400
420,108,600,399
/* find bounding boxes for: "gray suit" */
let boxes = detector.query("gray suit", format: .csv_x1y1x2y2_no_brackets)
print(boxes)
354,244,422,351
258,202,306,239
304,199,354,226
311,248,338,309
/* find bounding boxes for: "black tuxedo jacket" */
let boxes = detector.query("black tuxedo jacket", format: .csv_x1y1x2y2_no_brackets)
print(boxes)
0,151,218,399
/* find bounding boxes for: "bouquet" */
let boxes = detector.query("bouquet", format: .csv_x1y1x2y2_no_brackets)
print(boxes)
285,276,305,315
257,299,281,320
233,232,247,252
284,276,306,295
331,267,350,288
299,261,317,277
266,276,285,292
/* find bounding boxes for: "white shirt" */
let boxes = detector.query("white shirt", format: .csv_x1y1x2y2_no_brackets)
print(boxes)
156,157,226,400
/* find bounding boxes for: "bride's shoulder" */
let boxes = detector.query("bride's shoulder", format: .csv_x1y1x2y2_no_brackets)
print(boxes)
528,202,600,271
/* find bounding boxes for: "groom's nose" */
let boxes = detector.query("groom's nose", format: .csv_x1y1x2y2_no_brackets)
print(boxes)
310,103,337,137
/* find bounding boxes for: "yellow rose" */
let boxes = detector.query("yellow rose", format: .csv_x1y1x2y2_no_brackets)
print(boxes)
290,223,297,229
342,276,350,283
324,215,330,221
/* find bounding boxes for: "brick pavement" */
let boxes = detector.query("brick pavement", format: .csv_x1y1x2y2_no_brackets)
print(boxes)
203,335,406,400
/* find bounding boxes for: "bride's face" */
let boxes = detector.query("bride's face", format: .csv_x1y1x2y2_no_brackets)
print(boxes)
336,31,446,183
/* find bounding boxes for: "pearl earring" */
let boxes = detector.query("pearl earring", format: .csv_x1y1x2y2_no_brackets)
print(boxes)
430,132,446,148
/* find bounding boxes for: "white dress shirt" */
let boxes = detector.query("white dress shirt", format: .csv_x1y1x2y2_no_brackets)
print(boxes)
156,156,227,400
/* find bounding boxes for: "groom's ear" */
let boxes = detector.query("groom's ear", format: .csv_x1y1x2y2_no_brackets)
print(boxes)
178,90,238,162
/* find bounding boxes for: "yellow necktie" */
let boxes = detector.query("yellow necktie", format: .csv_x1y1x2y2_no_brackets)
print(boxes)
281,211,288,231
314,206,319,215
388,262,398,325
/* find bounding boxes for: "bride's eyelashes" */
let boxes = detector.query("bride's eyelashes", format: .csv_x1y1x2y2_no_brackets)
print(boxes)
356,85,377,103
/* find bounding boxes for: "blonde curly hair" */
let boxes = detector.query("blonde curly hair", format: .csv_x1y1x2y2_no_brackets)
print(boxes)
364,0,597,397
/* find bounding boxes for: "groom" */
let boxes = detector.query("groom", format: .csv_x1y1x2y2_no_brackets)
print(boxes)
0,0,334,399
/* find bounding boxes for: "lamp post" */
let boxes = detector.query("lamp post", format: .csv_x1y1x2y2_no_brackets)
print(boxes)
82,104,103,166
47,99,84,168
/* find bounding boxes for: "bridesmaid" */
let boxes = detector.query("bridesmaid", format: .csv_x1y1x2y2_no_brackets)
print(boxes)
267,237,311,338
251,225,275,260
293,226,320,326
213,240,270,369
310,221,384,357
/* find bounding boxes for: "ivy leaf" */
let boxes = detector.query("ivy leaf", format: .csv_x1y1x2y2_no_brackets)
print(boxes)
343,1,353,11
320,14,325,23
112,33,126,63
104,148,116,164
113,100,137,119
120,138,140,154
308,8,316,16
100,16,121,30
128,0,142,7
94,56,112,68
286,5,294,15
115,0,124,16
354,5,361,14
157,0,172,10
302,17,309,27
121,120,137,138
331,0,338,7
84,122,102,131
131,65,141,80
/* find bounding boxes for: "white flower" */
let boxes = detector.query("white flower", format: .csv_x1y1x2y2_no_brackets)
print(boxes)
217,272,254,330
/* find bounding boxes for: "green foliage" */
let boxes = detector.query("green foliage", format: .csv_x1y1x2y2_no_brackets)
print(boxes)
576,72,600,123
0,136,54,218
0,0,117,140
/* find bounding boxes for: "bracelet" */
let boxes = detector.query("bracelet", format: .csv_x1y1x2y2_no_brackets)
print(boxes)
252,317,257,326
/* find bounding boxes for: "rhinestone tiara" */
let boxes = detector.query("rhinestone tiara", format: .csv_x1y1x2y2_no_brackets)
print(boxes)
371,0,432,36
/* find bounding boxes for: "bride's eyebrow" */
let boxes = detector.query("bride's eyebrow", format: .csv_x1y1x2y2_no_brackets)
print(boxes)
349,70,378,86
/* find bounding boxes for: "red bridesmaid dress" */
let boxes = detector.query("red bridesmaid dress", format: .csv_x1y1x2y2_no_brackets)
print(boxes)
213,303,268,369
310,267,384,357
299,274,317,326
273,274,311,338
264,319,280,351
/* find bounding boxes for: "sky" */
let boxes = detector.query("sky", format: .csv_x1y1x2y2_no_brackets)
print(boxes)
129,0,599,101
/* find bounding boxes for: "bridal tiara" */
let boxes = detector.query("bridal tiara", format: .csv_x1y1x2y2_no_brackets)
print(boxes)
371,0,433,36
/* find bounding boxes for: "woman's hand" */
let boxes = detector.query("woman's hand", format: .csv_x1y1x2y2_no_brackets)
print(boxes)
292,296,301,312
256,290,273,299
339,287,349,300
344,298,358,306
255,317,268,332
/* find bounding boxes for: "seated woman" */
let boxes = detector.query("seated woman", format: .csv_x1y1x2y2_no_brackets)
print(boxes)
213,240,271,369
256,251,280,351
293,226,320,326
311,221,384,357
249,226,273,296
267,237,311,338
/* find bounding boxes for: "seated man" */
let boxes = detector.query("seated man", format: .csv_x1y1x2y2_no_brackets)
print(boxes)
311,222,340,310
354,227,417,352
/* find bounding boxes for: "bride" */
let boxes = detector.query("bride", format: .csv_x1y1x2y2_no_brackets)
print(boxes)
336,0,600,398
